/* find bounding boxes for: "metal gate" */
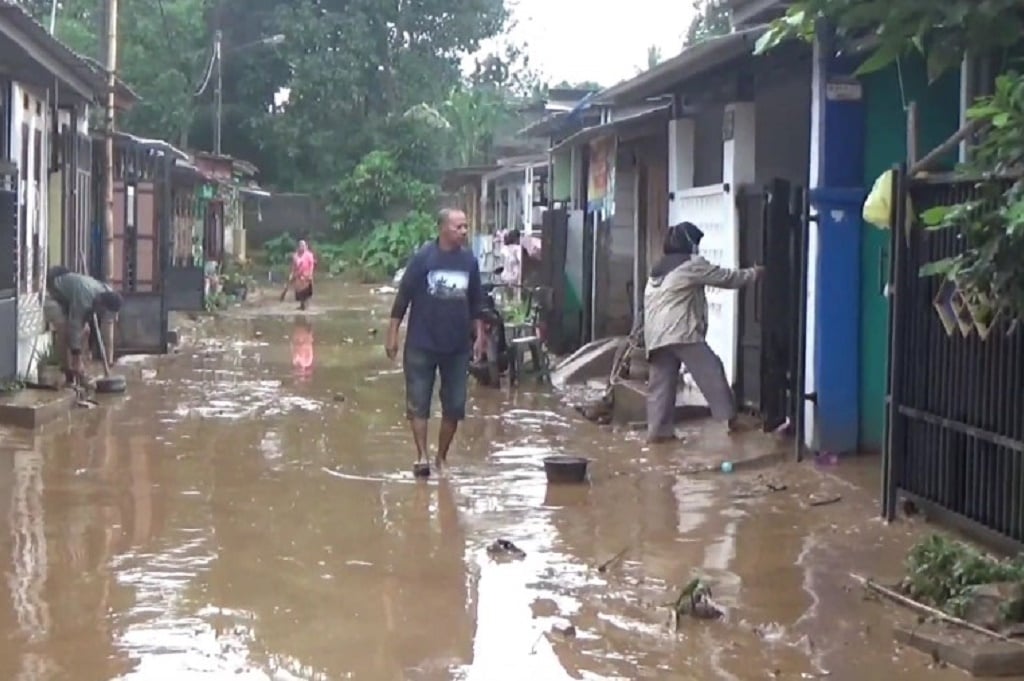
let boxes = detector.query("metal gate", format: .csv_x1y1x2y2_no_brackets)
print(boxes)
102,138,172,356
883,167,1024,550
736,178,803,432
539,207,571,354
582,212,595,344
736,185,764,412
164,172,205,312
0,162,17,383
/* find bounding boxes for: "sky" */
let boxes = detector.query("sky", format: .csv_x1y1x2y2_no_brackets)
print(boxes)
487,0,699,88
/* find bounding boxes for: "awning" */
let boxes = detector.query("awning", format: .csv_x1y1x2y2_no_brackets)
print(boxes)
113,131,191,161
483,158,547,183
593,26,766,106
549,104,671,154
440,165,500,191
517,111,569,138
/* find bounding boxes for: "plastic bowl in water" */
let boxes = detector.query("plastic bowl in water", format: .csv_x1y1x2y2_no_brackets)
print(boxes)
543,455,589,484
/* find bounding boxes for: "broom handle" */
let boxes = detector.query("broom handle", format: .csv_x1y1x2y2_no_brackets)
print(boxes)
92,313,112,377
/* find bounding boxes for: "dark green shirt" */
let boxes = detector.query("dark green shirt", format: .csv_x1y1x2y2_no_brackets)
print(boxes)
47,268,113,351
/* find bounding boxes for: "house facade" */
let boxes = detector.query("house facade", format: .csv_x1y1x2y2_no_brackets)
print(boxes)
552,27,812,427
557,0,973,457
0,2,107,383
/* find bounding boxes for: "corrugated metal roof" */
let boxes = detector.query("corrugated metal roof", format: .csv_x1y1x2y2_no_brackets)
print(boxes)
113,131,191,161
592,27,766,105
549,104,671,153
0,1,106,98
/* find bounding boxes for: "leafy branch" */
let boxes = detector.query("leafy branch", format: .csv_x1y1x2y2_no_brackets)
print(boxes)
756,0,1024,321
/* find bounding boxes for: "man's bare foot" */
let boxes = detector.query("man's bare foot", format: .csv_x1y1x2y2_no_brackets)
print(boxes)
433,456,447,475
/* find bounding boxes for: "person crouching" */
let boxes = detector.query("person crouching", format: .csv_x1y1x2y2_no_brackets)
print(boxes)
45,266,123,384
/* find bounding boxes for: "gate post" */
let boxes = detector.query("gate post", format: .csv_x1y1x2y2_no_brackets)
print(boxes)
882,164,909,521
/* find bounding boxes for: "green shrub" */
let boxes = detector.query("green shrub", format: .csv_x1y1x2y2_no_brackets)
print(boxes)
358,211,436,279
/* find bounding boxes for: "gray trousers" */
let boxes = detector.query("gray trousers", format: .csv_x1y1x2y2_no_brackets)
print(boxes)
646,341,737,440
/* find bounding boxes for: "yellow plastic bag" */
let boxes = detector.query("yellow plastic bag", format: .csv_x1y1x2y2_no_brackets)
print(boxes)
862,169,914,233
862,169,895,229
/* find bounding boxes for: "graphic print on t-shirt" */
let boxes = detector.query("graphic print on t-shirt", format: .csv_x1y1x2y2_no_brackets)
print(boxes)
426,269,469,300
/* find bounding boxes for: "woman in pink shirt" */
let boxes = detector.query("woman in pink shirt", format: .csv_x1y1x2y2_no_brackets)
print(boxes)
290,240,316,310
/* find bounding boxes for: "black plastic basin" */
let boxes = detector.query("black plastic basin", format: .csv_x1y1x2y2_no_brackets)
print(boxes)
543,455,589,484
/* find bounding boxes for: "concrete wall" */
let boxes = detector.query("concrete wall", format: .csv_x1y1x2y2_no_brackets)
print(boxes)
693,104,725,186
755,63,812,187
243,193,331,248
12,83,51,380
552,149,572,202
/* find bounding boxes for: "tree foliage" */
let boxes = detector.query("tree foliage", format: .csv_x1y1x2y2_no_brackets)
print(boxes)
758,0,1024,321
33,0,213,146
756,0,1022,82
685,0,731,47
33,0,520,191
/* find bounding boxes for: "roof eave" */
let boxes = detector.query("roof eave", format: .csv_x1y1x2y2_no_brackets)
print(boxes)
593,27,766,106
0,10,96,99
549,105,671,154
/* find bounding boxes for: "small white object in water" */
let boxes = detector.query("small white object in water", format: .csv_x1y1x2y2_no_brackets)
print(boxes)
720,461,734,473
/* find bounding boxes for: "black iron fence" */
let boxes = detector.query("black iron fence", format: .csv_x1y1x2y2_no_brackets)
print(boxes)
883,167,1024,550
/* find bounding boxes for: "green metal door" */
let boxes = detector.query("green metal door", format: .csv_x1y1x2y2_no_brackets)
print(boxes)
859,59,960,451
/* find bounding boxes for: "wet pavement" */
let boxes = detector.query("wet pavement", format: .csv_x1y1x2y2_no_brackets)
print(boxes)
0,282,984,680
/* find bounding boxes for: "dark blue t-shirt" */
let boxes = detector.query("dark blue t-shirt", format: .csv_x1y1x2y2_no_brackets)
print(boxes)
392,241,483,355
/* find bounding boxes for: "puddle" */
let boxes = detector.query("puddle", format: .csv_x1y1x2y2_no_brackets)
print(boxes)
0,282,977,680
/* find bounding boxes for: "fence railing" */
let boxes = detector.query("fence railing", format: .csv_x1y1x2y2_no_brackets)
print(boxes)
884,168,1024,550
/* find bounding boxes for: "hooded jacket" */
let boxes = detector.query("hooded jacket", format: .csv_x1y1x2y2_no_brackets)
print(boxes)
643,256,758,353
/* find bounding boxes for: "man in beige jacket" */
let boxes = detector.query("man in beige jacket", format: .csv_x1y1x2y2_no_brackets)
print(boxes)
643,221,762,443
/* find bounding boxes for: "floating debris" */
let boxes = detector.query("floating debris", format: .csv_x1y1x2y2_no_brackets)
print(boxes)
598,546,629,573
487,538,526,560
551,621,576,638
807,494,842,507
670,578,723,627
731,475,788,499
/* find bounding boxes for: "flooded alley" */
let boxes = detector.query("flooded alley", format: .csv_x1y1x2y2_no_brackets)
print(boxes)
0,284,976,680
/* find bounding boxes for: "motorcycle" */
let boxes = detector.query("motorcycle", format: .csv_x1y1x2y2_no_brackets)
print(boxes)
469,267,510,387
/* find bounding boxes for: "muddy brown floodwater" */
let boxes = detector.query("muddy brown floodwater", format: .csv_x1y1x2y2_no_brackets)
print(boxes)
0,282,982,680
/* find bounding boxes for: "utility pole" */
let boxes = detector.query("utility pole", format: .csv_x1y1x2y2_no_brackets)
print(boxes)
103,0,118,363
214,29,222,155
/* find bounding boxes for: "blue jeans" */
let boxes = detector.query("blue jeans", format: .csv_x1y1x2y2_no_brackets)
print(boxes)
403,346,471,421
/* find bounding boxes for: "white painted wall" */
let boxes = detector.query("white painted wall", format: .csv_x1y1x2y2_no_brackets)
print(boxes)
667,118,695,224
720,102,756,385
11,83,52,380
803,38,826,450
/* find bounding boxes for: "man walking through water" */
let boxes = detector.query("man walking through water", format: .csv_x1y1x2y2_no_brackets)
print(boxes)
386,209,486,475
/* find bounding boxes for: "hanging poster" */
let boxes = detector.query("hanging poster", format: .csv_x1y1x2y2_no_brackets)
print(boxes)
587,136,615,212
